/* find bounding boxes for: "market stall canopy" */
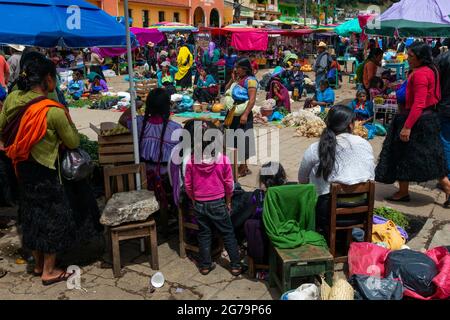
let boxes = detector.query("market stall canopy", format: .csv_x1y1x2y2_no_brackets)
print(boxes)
365,0,450,37
0,0,135,48
130,27,165,45
148,22,198,33
335,18,362,37
231,31,268,51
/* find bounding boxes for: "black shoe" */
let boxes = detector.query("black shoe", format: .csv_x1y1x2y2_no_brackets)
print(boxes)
385,195,411,202
443,198,450,209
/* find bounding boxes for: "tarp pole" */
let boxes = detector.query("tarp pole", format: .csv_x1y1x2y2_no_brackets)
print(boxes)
124,0,141,189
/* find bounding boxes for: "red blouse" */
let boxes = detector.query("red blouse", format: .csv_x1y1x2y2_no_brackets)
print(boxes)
404,66,441,129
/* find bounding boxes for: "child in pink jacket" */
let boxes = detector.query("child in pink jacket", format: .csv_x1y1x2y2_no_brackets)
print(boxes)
184,121,242,276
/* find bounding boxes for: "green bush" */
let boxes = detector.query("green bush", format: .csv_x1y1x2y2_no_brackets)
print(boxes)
374,207,410,229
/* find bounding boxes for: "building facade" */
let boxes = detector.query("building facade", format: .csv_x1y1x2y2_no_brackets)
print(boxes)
87,0,225,28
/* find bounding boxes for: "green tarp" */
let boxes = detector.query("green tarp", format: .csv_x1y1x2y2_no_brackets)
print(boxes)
335,18,362,37
262,184,328,249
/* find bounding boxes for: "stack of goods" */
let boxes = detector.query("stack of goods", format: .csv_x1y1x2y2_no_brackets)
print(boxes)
99,123,129,136
89,96,121,110
300,64,313,72
282,111,326,138
348,242,450,300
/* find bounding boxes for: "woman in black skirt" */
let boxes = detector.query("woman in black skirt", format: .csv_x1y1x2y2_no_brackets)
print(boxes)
224,58,257,177
0,52,96,285
375,42,450,203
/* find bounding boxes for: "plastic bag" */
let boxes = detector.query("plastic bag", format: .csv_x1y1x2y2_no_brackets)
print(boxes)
349,274,403,300
348,242,390,278
61,148,94,181
405,246,450,300
286,284,320,300
385,249,438,297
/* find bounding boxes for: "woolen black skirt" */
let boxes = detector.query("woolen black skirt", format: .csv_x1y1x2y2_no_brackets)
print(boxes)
17,160,102,254
228,112,256,161
375,112,448,184
176,69,192,88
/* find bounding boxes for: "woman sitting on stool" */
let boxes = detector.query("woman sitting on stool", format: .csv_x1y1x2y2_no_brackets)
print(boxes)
193,68,217,103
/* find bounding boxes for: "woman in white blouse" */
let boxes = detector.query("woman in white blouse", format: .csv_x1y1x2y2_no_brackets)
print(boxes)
298,105,375,234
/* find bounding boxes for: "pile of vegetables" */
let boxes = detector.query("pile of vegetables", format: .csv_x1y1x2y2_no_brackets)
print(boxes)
90,96,120,110
79,133,99,163
100,124,130,136
300,64,313,72
68,99,93,109
374,207,410,230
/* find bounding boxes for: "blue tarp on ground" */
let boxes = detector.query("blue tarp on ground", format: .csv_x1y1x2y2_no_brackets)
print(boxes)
0,0,135,48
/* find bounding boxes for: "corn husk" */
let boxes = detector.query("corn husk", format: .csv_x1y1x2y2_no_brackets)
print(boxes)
353,121,368,139
283,111,326,138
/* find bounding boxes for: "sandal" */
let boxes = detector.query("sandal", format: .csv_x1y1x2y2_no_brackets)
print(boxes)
230,266,243,277
42,271,73,286
199,263,216,276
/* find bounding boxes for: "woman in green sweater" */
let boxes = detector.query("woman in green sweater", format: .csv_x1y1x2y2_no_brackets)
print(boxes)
0,53,83,286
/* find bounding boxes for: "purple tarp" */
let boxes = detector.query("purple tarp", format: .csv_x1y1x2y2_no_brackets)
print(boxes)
381,0,450,25
130,27,165,46
96,28,165,58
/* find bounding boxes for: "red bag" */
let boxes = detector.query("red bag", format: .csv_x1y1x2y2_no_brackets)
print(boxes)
404,246,450,300
348,242,391,278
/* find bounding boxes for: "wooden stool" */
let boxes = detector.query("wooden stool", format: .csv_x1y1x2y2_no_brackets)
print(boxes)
269,244,334,294
102,164,159,277
247,256,269,279
110,219,158,277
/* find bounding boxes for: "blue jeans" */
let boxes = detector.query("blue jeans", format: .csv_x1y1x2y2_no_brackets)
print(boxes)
315,72,326,89
440,116,450,179
194,198,241,269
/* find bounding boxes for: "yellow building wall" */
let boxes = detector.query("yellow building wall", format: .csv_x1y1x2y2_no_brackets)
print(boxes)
223,6,234,26
86,0,102,8
117,2,189,27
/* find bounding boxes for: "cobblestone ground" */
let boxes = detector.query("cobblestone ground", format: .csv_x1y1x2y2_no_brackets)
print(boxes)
0,71,449,300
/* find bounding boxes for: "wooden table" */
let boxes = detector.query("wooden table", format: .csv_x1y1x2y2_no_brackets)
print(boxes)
269,244,334,294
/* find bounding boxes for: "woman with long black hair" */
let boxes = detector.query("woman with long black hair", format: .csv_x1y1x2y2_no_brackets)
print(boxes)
376,41,450,204
0,52,80,285
119,88,182,206
298,106,375,234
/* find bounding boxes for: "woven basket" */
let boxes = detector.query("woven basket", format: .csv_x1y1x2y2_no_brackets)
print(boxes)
320,277,332,300
321,277,354,300
329,279,354,300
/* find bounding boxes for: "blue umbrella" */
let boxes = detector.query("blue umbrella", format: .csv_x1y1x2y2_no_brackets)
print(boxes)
0,0,135,48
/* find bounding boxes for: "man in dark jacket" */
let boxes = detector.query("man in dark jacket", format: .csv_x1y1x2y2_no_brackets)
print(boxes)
436,51,450,206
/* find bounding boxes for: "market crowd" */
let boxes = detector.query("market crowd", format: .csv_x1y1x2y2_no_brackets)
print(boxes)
0,35,450,285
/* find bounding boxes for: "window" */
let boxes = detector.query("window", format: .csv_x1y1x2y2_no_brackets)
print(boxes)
142,10,149,27
158,11,165,22
173,12,180,23
128,9,133,26
271,0,275,5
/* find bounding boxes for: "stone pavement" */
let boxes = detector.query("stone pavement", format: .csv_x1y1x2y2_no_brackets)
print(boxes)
0,74,449,300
